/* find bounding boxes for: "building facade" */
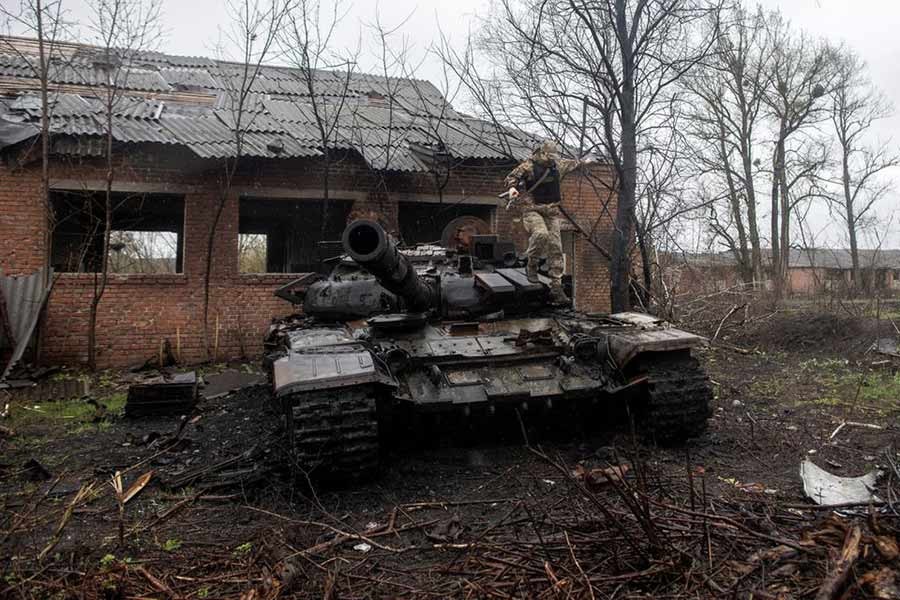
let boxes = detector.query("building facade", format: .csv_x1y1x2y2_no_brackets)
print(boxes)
0,36,617,368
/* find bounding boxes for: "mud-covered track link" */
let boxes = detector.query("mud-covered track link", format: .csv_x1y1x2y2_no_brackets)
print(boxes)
284,386,380,481
631,353,713,445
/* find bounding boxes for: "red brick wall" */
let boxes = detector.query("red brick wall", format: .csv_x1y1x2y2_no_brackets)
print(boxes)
0,149,616,367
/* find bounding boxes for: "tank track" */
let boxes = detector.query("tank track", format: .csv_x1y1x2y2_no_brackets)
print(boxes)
638,354,713,444
286,386,379,481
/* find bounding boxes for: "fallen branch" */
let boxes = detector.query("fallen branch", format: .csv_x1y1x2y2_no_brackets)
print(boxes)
244,505,412,554
713,303,746,341
814,524,861,600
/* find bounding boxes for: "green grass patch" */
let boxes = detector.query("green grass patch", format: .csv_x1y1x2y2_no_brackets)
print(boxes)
792,360,900,410
8,391,127,434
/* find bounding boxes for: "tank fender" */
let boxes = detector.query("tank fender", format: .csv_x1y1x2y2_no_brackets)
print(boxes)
273,347,397,398
602,328,706,370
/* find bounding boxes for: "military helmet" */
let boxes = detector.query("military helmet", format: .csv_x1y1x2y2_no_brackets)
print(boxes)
532,140,558,163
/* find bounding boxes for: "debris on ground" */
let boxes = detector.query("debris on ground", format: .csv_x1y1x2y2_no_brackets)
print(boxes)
800,458,881,506
21,457,51,481
125,372,197,417
872,336,900,358
201,369,265,400
1,377,90,405
163,445,269,492
572,463,630,486
2,310,899,599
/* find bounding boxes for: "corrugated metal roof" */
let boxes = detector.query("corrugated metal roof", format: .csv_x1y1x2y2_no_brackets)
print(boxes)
0,35,533,170
159,67,219,89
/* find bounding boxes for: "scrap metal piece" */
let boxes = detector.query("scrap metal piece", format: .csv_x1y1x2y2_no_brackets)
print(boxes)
201,370,265,400
0,268,53,381
800,458,881,506
126,372,198,417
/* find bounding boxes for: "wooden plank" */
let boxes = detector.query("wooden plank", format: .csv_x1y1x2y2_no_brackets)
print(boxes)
475,272,515,295
496,268,543,293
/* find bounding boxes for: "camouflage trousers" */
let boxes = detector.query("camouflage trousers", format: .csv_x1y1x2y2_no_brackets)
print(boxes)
520,202,564,282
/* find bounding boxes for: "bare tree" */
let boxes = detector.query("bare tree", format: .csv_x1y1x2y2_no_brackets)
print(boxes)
237,232,267,273
762,16,836,298
445,0,723,311
827,48,899,288
203,0,291,359
83,0,163,369
685,5,772,283
108,230,178,274
1,1,69,286
278,0,356,241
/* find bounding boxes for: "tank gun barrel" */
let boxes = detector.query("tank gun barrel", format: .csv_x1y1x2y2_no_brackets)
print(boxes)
342,219,437,312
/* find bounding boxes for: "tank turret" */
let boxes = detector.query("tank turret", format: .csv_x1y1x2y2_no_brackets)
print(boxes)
342,219,437,313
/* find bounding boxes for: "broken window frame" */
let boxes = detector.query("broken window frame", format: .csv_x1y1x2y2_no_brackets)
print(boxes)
49,190,185,275
237,196,354,275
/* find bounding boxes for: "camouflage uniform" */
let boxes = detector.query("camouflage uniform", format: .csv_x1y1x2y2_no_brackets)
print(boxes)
504,144,581,301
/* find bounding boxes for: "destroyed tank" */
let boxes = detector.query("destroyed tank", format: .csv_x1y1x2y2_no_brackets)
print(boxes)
264,219,712,479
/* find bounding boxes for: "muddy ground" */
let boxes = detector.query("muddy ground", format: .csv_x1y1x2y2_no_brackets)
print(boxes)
1,310,899,599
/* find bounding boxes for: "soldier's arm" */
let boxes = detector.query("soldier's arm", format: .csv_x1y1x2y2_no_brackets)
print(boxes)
504,158,534,189
556,158,585,180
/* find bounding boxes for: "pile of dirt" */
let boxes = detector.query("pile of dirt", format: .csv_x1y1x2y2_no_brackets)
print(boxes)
719,311,891,355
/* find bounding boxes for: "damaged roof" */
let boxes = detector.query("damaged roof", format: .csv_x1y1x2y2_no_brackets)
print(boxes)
0,35,535,170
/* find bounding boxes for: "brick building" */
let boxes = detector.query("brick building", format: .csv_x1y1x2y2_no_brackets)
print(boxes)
0,36,616,368
663,248,900,296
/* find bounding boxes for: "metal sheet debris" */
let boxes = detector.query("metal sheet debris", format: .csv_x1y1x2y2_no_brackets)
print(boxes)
800,458,881,506
201,370,265,400
872,337,900,358
0,268,53,380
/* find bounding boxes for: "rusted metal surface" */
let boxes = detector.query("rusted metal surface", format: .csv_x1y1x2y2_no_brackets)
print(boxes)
0,268,53,381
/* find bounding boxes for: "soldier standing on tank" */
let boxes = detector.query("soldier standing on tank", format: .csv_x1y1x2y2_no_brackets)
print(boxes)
504,141,585,305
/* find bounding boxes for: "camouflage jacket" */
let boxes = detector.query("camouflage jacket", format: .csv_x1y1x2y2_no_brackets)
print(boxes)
503,157,582,192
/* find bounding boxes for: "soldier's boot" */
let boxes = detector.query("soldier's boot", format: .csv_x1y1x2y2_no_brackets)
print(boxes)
526,260,540,283
549,281,569,305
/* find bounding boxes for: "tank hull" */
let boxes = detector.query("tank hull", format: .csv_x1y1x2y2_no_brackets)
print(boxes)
268,309,712,480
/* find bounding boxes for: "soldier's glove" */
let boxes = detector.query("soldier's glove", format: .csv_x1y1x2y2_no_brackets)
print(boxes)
505,187,520,209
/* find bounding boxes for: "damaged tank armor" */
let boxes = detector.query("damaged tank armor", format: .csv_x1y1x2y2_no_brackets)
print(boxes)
265,220,713,480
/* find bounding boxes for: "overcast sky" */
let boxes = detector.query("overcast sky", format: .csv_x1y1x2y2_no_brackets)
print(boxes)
15,0,900,247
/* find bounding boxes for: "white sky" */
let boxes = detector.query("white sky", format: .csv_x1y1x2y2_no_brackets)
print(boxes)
16,0,900,248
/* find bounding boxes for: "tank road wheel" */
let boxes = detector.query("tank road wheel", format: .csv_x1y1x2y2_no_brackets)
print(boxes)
632,353,713,445
285,386,379,482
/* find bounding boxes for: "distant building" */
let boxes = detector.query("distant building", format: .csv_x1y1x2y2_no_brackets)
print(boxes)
663,248,900,296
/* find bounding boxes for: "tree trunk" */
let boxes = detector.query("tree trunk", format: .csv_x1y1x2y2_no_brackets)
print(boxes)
740,139,762,283
719,128,751,283
635,215,652,309
778,151,791,293
610,0,636,313
88,105,115,370
320,154,330,241
36,0,53,290
770,128,785,299
841,149,859,289
203,182,230,361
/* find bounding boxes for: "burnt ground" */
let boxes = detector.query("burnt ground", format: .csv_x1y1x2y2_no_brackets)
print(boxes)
1,311,899,599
